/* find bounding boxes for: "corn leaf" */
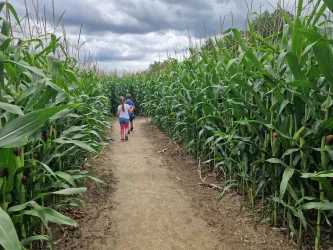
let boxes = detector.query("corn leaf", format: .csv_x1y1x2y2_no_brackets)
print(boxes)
53,138,97,153
0,207,21,250
266,158,289,168
0,102,24,116
55,171,77,187
0,104,74,148
301,202,333,210
312,41,333,87
286,52,306,80
323,0,333,13
22,208,77,226
280,167,295,199
309,117,333,143
52,187,86,195
21,235,50,247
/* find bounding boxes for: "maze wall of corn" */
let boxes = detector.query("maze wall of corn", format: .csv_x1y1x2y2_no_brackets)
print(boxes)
0,1,110,249
109,0,333,249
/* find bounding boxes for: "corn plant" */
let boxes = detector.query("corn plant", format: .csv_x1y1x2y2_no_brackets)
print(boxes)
0,2,110,249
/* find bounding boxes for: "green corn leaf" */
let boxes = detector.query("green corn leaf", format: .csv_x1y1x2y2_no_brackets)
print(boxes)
312,41,333,87
0,51,3,93
230,76,269,116
21,235,50,247
5,60,45,77
280,167,295,199
60,125,87,137
7,201,37,213
286,52,306,80
279,100,291,115
53,138,97,153
52,187,86,195
234,120,292,139
271,197,298,217
218,183,237,201
55,171,77,187
304,176,333,200
284,80,320,91
49,108,74,120
0,102,24,116
49,182,70,190
297,0,304,17
0,104,75,148
308,117,333,143
298,210,307,231
34,87,58,110
50,34,57,54
203,136,215,148
10,201,46,225
23,80,46,112
1,20,10,37
291,18,303,60
0,207,21,250
36,161,57,178
323,0,333,13
281,148,300,158
295,197,317,207
22,208,77,226
87,176,106,185
0,2,20,25
287,184,299,202
232,28,246,51
278,5,293,28
244,50,261,69
311,3,327,26
33,187,86,200
312,148,333,161
266,158,288,168
301,170,333,178
299,29,322,44
0,148,15,192
301,202,333,211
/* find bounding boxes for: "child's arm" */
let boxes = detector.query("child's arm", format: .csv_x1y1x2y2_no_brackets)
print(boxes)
116,107,120,116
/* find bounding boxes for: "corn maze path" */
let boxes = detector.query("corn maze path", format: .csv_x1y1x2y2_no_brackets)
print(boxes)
58,117,293,250
105,118,222,249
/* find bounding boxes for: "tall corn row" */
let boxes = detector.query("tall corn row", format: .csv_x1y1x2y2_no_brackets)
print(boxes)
0,2,110,249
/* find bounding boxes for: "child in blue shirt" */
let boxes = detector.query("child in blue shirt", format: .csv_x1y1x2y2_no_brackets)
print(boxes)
125,94,135,134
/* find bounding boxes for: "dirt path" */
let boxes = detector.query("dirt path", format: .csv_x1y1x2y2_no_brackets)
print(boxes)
56,117,294,250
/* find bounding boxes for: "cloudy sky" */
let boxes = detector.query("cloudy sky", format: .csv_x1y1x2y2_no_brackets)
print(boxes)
11,0,296,72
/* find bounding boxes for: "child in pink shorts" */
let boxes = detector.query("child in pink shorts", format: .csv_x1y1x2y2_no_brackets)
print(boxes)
117,96,134,141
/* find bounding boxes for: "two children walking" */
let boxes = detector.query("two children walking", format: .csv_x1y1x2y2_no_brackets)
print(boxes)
116,94,135,141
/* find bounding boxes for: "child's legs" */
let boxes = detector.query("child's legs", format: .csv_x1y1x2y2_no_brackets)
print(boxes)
119,118,127,139
130,116,134,129
124,122,129,133
120,124,125,136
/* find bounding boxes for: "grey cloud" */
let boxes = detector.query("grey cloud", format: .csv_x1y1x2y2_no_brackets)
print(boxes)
12,0,250,37
94,49,143,62
9,0,280,72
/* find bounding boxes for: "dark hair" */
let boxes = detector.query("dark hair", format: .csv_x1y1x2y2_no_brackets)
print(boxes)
119,96,125,112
